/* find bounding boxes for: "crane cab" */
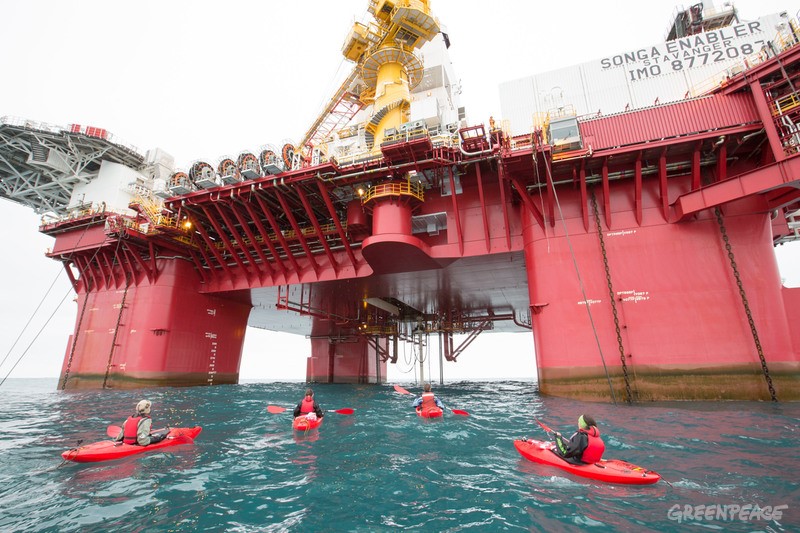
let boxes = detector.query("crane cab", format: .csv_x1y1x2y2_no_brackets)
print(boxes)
547,115,582,155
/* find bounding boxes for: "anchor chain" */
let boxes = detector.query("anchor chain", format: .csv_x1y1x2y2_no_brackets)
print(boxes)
590,189,634,403
714,208,778,402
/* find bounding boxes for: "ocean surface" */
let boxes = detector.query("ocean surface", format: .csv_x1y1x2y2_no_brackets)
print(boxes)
0,378,798,532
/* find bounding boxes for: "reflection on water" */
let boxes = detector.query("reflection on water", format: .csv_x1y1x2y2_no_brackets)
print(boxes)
0,379,798,531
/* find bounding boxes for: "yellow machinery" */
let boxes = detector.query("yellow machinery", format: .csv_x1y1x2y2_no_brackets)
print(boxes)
300,0,440,153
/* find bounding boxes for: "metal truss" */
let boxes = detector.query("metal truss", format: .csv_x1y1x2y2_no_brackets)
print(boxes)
0,117,144,215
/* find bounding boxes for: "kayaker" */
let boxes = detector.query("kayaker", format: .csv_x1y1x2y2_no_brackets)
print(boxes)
293,388,325,419
412,383,444,413
114,400,169,446
552,414,605,464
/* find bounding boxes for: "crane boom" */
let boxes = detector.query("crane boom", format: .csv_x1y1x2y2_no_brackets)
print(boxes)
299,65,366,151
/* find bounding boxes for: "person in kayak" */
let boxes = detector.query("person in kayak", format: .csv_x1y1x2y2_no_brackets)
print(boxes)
412,383,444,413
552,414,605,464
293,388,325,419
114,400,169,446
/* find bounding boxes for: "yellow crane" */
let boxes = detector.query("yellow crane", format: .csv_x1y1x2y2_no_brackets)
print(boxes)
299,0,440,154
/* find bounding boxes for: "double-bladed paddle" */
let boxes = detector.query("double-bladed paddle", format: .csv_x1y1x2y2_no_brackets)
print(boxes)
266,405,354,415
535,418,556,435
393,384,411,395
106,424,176,439
392,384,469,416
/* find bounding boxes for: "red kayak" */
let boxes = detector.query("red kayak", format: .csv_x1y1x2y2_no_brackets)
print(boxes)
513,439,660,485
416,406,443,418
293,415,323,431
61,427,202,463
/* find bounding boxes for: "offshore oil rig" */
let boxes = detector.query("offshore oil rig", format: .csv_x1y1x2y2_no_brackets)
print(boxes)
1,0,799,401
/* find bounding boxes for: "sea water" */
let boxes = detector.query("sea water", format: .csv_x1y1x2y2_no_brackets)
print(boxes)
0,379,798,532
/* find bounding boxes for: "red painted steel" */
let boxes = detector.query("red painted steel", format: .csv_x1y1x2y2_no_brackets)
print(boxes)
672,157,800,222
296,186,339,272
274,190,320,275
784,287,800,353
241,200,289,278
748,78,788,162
41,44,800,399
521,177,798,400
580,93,760,151
372,200,412,235
307,336,387,383
58,259,250,389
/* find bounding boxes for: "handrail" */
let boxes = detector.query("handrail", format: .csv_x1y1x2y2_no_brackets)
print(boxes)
381,126,428,144
361,178,424,204
771,92,800,116
0,115,141,155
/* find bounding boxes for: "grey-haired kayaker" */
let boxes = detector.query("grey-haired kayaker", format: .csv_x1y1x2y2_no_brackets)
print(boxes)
114,400,169,446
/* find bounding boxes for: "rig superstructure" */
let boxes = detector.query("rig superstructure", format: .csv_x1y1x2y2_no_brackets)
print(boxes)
1,1,799,400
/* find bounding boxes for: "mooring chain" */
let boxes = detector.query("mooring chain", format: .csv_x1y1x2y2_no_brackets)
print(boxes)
714,208,778,402
590,189,634,403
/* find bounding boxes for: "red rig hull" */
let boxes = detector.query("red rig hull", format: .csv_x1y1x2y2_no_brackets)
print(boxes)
522,177,799,401
41,46,800,399
47,166,799,399
56,253,250,389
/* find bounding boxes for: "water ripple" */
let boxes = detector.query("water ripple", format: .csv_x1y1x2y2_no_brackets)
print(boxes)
1,379,799,531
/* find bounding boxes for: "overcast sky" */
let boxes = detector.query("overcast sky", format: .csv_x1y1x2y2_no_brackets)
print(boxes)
1,0,798,382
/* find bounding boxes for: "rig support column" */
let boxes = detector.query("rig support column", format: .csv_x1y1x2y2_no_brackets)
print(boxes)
307,334,387,384
521,179,800,401
59,258,250,389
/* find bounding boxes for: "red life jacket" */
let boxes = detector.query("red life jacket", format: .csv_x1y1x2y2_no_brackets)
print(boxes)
123,415,147,445
579,426,605,463
300,397,315,414
421,392,437,410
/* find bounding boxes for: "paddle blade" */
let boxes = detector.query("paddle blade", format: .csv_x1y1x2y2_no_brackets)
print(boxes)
535,419,554,434
451,409,469,416
393,384,411,395
106,425,121,438
267,405,287,414
334,408,354,415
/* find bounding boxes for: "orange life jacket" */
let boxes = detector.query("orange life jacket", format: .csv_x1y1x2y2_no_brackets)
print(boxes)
123,415,147,445
579,426,605,463
300,397,315,414
421,392,437,410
